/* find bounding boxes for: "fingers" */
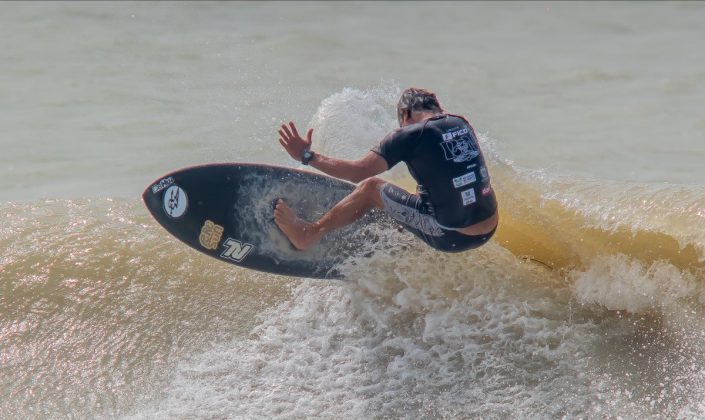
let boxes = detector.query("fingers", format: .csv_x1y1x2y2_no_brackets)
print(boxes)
279,121,308,143
278,121,312,154
280,123,293,140
289,121,299,138
278,128,290,143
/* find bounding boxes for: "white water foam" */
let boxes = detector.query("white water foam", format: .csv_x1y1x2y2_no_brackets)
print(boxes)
572,254,702,313
129,244,605,418
308,85,399,160
306,85,413,184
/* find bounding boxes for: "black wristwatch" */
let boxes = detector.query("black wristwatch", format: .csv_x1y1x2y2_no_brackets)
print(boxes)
301,148,315,165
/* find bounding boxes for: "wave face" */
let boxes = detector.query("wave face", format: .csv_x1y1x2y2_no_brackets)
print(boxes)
1,86,704,418
0,199,295,417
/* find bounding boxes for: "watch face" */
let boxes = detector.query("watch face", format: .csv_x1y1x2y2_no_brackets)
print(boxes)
302,150,313,164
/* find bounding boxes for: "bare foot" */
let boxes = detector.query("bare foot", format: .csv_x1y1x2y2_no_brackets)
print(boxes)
273,200,321,250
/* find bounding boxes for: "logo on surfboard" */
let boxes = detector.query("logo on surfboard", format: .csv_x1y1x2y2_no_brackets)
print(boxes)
151,176,174,194
163,185,188,218
220,238,254,263
199,220,224,250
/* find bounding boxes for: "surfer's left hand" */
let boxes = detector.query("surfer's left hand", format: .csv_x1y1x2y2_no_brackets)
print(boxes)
278,121,313,163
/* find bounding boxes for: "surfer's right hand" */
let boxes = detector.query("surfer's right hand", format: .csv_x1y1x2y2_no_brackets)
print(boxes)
278,121,313,163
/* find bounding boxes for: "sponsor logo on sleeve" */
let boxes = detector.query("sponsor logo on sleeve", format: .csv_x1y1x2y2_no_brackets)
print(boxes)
461,189,477,206
151,177,175,194
452,172,477,189
199,220,225,250
482,185,493,196
163,185,188,218
220,238,254,263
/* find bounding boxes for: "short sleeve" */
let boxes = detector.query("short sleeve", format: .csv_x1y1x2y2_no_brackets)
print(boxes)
371,126,421,168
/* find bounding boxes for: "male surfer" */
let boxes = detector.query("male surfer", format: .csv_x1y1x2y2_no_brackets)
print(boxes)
274,88,498,252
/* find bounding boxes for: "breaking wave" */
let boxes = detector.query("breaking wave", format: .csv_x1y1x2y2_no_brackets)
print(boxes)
2,86,705,418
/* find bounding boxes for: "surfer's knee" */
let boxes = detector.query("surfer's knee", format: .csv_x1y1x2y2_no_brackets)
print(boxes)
356,177,385,208
357,177,385,196
358,177,384,191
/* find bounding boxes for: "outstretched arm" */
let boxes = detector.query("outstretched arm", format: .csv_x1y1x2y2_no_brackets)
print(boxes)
278,121,388,183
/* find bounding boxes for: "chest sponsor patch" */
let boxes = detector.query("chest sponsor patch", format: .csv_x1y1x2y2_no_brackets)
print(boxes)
461,188,477,206
452,172,477,189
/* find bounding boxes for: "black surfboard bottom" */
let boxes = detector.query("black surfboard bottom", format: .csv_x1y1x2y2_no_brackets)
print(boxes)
143,163,396,279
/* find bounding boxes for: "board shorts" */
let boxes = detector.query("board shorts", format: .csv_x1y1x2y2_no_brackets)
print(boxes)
379,183,496,253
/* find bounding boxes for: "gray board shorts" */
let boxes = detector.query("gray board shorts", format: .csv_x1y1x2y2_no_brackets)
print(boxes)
379,183,495,253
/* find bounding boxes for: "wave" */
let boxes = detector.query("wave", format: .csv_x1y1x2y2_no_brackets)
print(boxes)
0,198,294,416
486,140,705,313
493,155,705,270
2,86,705,417
3,194,704,418
307,85,705,313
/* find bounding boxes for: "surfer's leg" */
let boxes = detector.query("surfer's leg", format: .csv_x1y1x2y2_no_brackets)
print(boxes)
313,177,385,231
274,178,385,250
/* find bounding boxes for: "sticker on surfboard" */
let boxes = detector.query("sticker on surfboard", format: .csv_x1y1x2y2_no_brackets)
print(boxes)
163,185,188,218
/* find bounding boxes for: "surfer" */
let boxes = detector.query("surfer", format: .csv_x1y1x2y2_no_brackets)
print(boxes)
274,88,499,252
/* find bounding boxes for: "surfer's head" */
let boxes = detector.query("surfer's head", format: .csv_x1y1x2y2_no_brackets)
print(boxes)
397,88,443,127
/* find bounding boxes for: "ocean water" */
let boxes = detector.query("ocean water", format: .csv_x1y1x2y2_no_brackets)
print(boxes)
2,1,705,418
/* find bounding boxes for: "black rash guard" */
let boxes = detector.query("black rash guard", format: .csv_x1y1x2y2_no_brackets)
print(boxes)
372,114,497,228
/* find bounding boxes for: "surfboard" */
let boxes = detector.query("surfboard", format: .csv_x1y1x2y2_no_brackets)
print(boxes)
142,163,391,279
